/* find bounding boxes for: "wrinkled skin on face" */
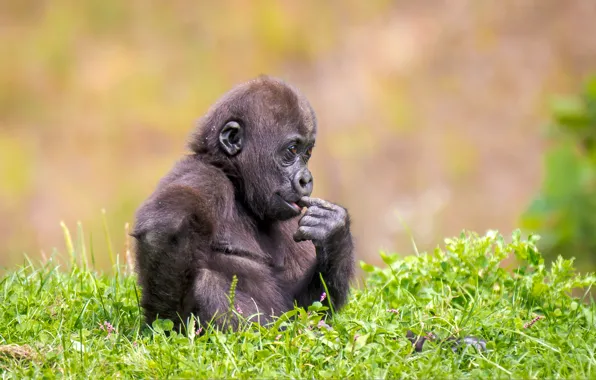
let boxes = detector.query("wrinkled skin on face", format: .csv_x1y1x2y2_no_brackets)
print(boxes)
197,77,319,222
241,127,315,221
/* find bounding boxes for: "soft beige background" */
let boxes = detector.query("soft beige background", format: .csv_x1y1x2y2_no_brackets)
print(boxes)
1,0,595,273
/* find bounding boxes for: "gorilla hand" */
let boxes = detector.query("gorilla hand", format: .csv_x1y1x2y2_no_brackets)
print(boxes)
292,196,354,310
293,196,349,245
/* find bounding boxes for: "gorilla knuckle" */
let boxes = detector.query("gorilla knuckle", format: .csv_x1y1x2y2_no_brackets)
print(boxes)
301,215,318,226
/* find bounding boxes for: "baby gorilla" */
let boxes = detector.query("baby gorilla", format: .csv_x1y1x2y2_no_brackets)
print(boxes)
132,75,355,331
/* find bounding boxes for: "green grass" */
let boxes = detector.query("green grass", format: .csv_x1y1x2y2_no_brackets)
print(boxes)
1,227,595,379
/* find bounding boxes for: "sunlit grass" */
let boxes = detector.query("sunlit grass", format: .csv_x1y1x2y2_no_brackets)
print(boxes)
0,225,594,378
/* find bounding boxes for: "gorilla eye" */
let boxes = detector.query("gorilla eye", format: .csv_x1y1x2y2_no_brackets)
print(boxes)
288,145,298,155
305,147,313,158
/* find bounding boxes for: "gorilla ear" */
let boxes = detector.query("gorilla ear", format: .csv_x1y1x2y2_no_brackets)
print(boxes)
219,121,244,156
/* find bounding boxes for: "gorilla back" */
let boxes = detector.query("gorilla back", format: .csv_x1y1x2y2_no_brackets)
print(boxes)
132,75,355,331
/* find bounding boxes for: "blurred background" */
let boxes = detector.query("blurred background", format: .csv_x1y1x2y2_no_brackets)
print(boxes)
1,0,596,275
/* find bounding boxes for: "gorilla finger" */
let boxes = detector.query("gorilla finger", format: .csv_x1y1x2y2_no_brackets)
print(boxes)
297,226,327,241
309,210,346,226
293,229,307,242
298,215,322,227
311,203,346,219
303,202,347,224
296,196,316,208
298,197,334,210
302,208,327,219
293,227,311,242
293,227,315,242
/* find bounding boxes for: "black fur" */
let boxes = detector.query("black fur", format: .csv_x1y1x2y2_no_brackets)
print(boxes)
133,75,355,331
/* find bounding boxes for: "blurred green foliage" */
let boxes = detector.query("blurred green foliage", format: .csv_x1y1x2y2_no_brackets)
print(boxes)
521,75,596,272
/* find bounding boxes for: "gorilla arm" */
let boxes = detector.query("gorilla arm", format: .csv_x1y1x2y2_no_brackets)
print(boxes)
132,184,214,326
293,197,355,312
133,183,286,331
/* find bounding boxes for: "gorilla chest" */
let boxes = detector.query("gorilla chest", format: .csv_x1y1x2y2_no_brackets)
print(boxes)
213,235,314,266
210,228,316,285
206,215,316,290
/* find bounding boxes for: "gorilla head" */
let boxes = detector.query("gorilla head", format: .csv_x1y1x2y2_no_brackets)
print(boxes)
189,76,316,221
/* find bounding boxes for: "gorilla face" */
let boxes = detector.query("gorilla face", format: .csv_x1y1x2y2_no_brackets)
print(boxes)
193,76,319,222
269,137,315,220
218,119,316,221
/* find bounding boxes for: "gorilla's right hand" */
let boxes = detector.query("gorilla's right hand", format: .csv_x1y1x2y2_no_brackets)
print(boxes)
293,196,349,245
292,196,354,310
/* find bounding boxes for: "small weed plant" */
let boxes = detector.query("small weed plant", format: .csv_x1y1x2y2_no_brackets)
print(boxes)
0,226,594,378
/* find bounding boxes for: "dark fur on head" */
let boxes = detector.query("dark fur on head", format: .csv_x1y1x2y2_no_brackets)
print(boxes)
189,76,317,156
189,75,317,221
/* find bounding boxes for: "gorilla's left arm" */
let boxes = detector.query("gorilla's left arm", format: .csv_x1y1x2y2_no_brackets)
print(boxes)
293,197,355,311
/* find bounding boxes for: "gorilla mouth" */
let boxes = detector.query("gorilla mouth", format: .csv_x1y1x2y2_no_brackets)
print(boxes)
285,200,301,213
277,194,302,214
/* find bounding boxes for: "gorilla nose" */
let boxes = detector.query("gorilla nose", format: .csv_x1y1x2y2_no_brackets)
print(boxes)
295,170,313,197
